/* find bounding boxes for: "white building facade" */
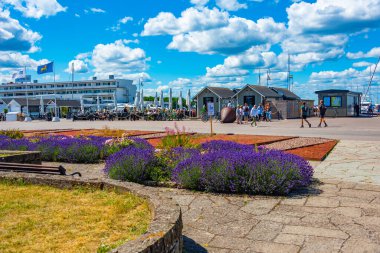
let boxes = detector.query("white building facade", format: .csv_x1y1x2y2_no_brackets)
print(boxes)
0,76,136,110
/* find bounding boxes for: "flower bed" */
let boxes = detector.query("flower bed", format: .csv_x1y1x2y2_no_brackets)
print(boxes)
104,139,313,195
0,135,133,163
285,140,338,161
146,134,294,148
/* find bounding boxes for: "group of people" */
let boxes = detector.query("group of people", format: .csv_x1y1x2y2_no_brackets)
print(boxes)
300,100,328,128
235,103,272,127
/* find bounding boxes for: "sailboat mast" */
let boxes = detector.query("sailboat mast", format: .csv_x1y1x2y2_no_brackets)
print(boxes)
363,56,380,102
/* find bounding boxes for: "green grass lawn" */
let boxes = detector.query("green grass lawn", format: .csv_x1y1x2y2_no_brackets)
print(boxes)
0,180,151,253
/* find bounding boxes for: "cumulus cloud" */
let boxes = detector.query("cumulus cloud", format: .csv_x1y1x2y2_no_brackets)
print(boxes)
2,0,67,19
0,51,48,84
347,47,380,59
190,0,209,6
0,9,42,52
352,61,373,67
65,59,89,73
216,0,247,11
287,0,380,34
206,64,249,78
223,49,276,69
0,51,45,68
169,77,192,89
142,7,229,36
168,17,286,55
91,40,150,79
90,8,105,13
108,16,133,31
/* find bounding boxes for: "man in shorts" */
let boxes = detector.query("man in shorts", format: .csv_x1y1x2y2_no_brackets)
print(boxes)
300,102,311,128
318,100,328,127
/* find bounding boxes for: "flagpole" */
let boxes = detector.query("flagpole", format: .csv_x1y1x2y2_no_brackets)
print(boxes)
25,66,28,115
51,60,60,122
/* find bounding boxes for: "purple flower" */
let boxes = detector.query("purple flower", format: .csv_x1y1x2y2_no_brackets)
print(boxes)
104,145,155,182
173,141,313,195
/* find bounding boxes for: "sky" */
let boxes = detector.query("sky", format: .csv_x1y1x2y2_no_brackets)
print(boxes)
1,0,380,102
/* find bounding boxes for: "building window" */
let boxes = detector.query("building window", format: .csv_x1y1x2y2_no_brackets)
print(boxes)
323,96,342,107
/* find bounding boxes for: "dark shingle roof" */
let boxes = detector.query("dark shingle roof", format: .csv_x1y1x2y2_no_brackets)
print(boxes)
207,87,235,98
270,87,300,100
315,89,362,95
248,85,281,98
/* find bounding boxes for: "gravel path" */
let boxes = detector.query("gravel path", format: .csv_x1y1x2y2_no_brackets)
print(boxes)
264,137,332,151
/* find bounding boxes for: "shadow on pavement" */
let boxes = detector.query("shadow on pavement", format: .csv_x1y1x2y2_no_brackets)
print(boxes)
183,235,208,253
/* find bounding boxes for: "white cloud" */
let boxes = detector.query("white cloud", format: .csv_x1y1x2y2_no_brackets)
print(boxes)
190,0,209,6
108,16,133,31
223,49,276,69
157,60,162,64
0,9,42,52
287,0,380,35
169,78,192,89
347,47,380,59
206,64,249,78
65,59,89,73
91,40,150,78
75,13,80,18
168,17,286,55
120,16,133,24
216,0,247,11
352,61,373,67
2,0,67,19
75,52,91,60
89,8,106,13
142,7,229,36
0,51,46,68
122,39,139,44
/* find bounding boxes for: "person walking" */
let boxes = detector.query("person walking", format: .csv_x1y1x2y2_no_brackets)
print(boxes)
250,105,259,127
300,102,311,128
318,100,328,127
257,104,263,121
236,105,243,124
243,103,249,124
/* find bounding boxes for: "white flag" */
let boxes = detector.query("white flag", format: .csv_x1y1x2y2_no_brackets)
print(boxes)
12,70,25,79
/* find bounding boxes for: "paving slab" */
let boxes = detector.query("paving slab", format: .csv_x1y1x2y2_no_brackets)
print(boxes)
315,140,380,185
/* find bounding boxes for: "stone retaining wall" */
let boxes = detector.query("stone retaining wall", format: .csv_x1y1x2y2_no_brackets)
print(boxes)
0,150,41,164
0,173,183,253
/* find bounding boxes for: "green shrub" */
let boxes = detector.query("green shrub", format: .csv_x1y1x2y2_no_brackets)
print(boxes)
0,129,24,139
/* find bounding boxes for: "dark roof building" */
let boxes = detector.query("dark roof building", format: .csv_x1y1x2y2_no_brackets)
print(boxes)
202,87,236,98
270,87,300,100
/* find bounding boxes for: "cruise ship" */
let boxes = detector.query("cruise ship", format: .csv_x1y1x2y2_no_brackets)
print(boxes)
0,75,136,109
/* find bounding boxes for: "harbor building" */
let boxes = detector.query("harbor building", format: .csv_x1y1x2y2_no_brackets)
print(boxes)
0,75,136,110
315,89,362,117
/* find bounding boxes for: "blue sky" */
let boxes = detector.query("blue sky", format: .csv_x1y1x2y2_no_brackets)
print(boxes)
1,0,380,102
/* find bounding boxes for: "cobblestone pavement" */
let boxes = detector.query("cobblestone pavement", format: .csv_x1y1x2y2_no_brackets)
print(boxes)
48,161,380,253
315,140,380,185
158,180,380,253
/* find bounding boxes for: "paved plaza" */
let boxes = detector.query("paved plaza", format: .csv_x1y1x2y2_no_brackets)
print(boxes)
1,116,380,141
2,116,380,252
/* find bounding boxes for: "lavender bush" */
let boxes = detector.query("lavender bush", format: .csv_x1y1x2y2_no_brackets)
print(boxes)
172,140,313,195
150,147,201,181
104,143,155,182
0,135,135,163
